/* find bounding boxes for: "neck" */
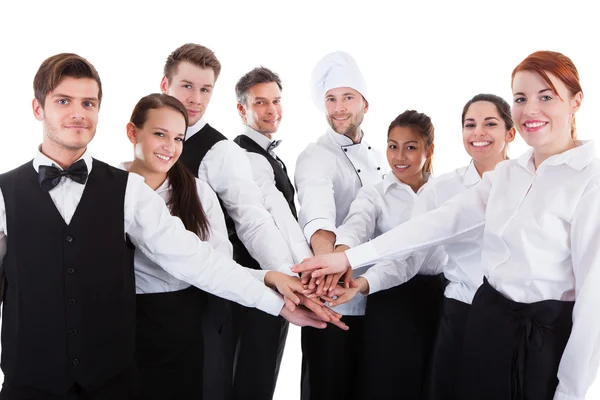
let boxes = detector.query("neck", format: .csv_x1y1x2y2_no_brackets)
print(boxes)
345,128,362,144
40,142,86,169
247,125,274,140
533,134,575,169
128,160,168,191
473,156,505,177
400,172,426,194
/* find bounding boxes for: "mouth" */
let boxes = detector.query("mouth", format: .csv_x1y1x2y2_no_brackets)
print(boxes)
187,109,201,116
64,125,89,129
154,153,173,162
523,120,548,132
470,141,492,148
394,164,410,171
263,119,278,124
333,116,350,122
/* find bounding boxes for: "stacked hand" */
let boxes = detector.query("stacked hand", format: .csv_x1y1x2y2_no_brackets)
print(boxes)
265,271,349,331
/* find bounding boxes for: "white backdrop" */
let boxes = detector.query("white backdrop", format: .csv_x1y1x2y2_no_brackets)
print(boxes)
0,0,599,398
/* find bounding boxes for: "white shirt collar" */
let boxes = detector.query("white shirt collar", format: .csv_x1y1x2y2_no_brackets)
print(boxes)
242,125,274,151
382,171,431,195
517,140,596,173
119,160,170,194
326,127,363,147
185,117,207,141
33,147,93,174
463,161,482,187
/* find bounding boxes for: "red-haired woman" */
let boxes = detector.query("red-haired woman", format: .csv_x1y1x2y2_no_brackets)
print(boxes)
294,51,599,400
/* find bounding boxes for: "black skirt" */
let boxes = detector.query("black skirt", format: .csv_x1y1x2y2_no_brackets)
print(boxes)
135,286,207,400
425,296,471,400
460,278,574,400
362,273,446,399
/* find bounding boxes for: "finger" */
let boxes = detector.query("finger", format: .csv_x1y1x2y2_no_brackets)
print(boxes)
324,274,335,293
328,317,350,331
281,287,301,305
301,300,331,322
316,278,327,297
290,259,322,274
343,271,354,288
299,309,328,329
300,271,311,285
284,297,296,312
329,292,353,308
311,266,344,279
302,294,325,307
307,276,318,291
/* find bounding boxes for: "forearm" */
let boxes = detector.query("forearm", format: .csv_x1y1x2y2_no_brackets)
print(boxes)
311,229,336,255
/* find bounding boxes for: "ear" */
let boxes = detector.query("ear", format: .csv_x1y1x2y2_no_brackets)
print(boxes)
426,142,435,159
126,122,138,144
160,76,169,94
363,97,369,114
571,91,583,113
237,102,246,121
32,98,44,121
505,127,516,144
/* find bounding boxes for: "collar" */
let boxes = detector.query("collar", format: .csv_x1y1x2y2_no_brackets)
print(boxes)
242,125,274,151
33,147,93,174
326,127,363,147
517,140,596,172
382,171,431,195
119,161,170,194
463,161,482,187
185,117,207,141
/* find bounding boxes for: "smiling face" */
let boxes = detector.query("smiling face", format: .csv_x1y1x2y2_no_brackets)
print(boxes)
462,100,515,166
127,107,187,175
33,77,100,152
511,70,582,154
324,87,368,137
238,81,282,136
386,126,429,185
161,61,215,126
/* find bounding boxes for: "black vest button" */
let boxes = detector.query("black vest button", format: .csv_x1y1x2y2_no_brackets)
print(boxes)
67,268,75,274
65,236,74,243
72,358,79,366
69,329,78,336
68,299,76,305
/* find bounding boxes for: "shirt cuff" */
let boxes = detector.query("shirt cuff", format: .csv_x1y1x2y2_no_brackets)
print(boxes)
335,231,358,248
257,288,286,317
360,269,382,295
303,218,337,242
291,242,314,265
346,242,379,269
248,269,268,283
553,385,583,400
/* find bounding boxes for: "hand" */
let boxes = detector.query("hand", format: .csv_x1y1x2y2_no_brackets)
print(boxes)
291,252,351,278
297,294,349,331
320,277,369,308
279,303,327,329
265,271,308,306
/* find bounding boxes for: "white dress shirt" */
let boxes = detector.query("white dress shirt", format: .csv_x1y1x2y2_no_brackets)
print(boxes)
0,150,285,317
295,128,386,315
120,162,253,294
411,162,484,304
345,141,600,400
186,119,295,274
336,173,446,300
240,126,313,264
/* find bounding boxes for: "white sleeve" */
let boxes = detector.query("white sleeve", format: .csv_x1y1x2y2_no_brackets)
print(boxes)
295,146,338,241
123,173,284,316
335,186,380,248
554,180,600,400
200,141,294,272
247,153,312,264
346,171,492,269
195,178,233,258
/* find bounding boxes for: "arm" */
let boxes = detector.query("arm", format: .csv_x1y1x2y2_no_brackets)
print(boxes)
247,153,312,263
554,181,600,400
195,178,233,258
335,185,380,248
202,141,294,272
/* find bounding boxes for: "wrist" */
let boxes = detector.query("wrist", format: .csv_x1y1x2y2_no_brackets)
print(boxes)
356,277,370,294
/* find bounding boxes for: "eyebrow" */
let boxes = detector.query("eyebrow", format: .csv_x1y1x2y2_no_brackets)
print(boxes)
181,79,214,88
151,127,186,136
464,117,500,122
51,93,99,102
513,88,553,97
254,96,282,101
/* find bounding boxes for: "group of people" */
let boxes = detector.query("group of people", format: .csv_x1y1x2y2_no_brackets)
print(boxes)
0,42,596,400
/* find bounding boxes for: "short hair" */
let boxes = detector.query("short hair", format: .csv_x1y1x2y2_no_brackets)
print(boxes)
235,67,282,105
33,53,102,108
163,43,222,83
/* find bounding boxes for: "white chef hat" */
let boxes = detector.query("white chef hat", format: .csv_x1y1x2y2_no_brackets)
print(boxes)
310,51,368,112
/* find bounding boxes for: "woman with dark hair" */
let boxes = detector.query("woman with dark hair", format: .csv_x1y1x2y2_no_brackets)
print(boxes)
296,51,599,400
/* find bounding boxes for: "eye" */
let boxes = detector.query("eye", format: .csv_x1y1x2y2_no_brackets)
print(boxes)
325,97,334,102
464,123,475,128
83,101,96,108
514,97,526,104
485,122,498,127
256,101,264,105
388,144,397,150
345,96,354,101
201,88,210,93
406,145,417,151
183,84,192,89
154,132,165,137
273,100,281,104
57,99,69,105
175,137,184,142
541,95,552,101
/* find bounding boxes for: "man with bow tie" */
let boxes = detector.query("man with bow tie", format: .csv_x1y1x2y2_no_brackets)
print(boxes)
231,67,313,400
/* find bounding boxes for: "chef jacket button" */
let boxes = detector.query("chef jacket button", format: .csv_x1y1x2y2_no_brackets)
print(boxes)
368,146,371,150
357,169,361,173
343,148,347,152
377,167,381,170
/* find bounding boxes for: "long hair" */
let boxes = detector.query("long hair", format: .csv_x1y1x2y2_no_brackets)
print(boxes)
130,93,210,240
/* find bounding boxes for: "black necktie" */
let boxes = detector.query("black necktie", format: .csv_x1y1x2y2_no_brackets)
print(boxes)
38,159,89,192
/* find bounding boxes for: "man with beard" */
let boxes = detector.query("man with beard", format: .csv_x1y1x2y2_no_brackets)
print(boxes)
294,51,386,400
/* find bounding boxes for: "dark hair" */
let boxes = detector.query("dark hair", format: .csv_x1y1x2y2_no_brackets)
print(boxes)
34,53,102,108
462,93,514,130
235,67,282,105
388,110,435,174
130,93,210,240
164,43,222,83
512,50,582,139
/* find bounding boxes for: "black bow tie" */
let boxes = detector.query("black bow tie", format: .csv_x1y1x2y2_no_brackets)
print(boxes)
38,159,89,192
267,140,282,153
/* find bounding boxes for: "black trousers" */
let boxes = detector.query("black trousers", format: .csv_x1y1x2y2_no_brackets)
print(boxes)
231,304,289,400
362,273,445,400
135,286,206,400
0,368,139,400
301,316,364,400
460,279,574,400
425,297,471,400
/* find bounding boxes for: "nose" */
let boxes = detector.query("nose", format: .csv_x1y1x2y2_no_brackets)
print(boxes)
69,103,87,120
189,90,202,105
523,99,539,116
266,102,277,115
473,124,485,136
334,101,346,113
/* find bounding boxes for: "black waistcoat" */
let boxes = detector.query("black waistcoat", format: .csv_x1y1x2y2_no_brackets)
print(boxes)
179,125,259,270
0,159,135,394
234,134,297,219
